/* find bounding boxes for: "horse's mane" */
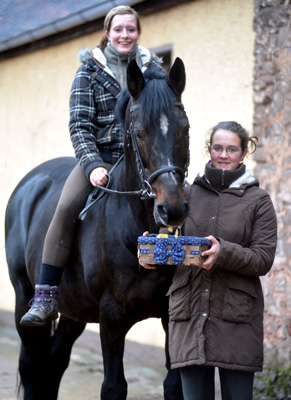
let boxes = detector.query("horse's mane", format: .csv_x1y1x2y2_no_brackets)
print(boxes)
115,64,176,130
141,67,176,127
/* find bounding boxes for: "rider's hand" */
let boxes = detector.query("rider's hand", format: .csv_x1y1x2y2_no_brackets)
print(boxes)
90,167,108,187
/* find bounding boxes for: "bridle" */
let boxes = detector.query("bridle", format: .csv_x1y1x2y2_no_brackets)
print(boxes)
79,101,186,220
127,103,185,197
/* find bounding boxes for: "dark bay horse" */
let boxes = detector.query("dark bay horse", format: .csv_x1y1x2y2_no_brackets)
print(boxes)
5,58,189,400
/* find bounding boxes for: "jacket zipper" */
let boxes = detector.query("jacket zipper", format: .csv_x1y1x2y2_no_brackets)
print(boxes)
221,170,225,186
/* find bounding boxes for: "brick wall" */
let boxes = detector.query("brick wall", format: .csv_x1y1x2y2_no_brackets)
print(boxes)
253,0,291,367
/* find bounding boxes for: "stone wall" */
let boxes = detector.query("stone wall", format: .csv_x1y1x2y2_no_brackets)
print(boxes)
253,0,291,367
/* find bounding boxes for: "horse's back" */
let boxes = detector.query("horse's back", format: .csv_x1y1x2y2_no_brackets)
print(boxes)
5,157,77,275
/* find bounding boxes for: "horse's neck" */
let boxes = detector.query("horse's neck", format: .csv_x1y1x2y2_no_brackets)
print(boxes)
116,159,157,228
121,157,143,190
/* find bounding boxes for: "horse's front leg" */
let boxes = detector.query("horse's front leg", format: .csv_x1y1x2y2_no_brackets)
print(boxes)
99,292,133,400
14,278,54,400
162,314,184,400
18,323,52,400
48,316,86,399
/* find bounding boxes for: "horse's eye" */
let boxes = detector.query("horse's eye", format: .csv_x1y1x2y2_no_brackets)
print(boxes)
136,131,145,141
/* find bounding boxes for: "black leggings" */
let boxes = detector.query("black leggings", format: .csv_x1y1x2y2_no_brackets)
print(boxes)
179,365,254,400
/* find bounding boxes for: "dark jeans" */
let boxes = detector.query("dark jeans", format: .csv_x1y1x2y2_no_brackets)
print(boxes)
179,365,254,400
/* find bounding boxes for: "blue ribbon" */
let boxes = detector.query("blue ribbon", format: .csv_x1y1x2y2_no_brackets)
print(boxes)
153,238,186,265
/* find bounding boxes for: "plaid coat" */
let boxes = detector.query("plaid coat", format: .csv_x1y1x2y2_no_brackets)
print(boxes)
69,45,156,180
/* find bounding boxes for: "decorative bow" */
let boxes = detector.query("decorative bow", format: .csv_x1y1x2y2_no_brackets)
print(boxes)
153,238,186,265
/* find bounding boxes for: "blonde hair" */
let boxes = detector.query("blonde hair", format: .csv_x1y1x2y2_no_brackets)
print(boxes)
99,5,141,51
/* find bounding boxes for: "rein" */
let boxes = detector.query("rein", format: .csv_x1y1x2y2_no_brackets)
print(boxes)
79,101,186,220
78,154,148,221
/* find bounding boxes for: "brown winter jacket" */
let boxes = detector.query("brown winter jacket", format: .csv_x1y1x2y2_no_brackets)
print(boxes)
167,167,277,372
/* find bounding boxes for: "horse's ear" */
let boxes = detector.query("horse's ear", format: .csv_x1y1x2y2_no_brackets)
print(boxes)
127,59,145,99
167,57,186,97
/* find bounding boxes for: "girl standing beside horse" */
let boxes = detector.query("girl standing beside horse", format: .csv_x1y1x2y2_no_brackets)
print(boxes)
167,121,277,400
20,5,162,327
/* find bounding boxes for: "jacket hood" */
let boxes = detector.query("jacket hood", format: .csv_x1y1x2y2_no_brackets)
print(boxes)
229,168,257,188
78,47,96,68
78,45,156,77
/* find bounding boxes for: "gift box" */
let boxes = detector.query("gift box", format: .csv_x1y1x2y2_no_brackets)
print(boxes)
137,234,211,267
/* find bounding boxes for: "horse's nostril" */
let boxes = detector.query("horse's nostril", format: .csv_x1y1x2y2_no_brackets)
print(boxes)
157,204,169,220
156,200,189,226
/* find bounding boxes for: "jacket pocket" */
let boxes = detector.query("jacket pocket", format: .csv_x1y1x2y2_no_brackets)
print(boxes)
167,269,192,321
222,273,257,323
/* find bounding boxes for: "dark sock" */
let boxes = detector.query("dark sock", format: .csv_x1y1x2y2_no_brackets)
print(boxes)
39,263,63,286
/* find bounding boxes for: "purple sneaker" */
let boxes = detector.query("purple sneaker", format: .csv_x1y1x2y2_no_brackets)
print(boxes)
20,284,59,327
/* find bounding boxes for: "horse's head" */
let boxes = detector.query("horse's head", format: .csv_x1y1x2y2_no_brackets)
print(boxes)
116,57,190,228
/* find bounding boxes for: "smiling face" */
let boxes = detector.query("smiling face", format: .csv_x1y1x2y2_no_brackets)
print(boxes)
209,129,248,171
106,14,140,54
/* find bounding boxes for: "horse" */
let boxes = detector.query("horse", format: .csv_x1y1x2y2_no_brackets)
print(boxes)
5,57,189,400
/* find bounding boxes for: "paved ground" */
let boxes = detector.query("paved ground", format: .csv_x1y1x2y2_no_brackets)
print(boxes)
0,309,222,400
0,309,186,400
0,310,168,400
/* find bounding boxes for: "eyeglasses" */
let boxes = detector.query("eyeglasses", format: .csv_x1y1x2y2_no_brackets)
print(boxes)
210,145,241,154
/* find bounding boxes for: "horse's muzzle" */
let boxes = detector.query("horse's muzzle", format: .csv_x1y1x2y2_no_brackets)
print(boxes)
154,199,189,228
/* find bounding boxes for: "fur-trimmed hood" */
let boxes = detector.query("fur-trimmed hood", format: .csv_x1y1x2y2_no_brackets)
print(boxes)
78,47,93,65
77,45,158,79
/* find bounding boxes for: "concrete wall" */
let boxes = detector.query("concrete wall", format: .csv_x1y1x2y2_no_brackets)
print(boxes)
0,0,255,346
